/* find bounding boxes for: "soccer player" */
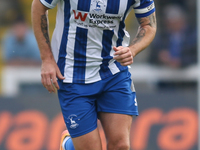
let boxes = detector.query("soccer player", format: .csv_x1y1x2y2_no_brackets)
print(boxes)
31,0,157,149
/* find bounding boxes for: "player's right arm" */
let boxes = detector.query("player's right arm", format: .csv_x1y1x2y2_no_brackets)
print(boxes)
31,0,64,93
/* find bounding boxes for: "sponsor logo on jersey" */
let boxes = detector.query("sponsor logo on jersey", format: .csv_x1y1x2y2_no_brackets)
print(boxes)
73,9,121,28
72,0,122,29
73,10,88,21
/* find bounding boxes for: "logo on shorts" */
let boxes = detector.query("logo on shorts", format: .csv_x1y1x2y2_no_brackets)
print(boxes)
67,114,79,129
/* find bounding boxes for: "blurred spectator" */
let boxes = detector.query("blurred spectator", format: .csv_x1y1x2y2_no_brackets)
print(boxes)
149,5,197,68
2,16,41,66
0,0,22,26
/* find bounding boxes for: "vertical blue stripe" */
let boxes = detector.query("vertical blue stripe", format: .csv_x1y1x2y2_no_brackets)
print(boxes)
99,30,114,79
57,0,71,77
115,61,128,70
45,0,53,4
77,0,91,11
106,0,120,14
117,0,134,47
73,27,88,83
115,0,133,71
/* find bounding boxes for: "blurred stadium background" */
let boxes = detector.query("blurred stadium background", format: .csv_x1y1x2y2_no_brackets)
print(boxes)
0,0,198,150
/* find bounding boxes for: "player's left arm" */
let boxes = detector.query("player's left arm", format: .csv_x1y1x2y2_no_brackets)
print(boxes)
114,12,157,66
130,12,157,56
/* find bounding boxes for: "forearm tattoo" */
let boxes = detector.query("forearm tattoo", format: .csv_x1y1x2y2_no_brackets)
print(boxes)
137,13,157,28
41,14,51,47
131,28,146,45
130,13,157,45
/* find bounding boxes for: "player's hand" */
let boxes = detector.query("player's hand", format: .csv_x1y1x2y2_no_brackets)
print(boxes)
41,59,65,93
113,46,133,66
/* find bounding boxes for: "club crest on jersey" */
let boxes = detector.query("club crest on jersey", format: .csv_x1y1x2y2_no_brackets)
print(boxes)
91,0,106,13
67,114,79,129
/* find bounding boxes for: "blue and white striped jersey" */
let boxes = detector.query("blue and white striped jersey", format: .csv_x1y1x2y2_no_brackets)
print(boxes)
40,0,155,83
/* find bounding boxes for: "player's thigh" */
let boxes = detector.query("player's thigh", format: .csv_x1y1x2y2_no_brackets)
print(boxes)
97,69,138,116
98,112,133,145
58,84,102,150
72,128,102,150
58,82,101,137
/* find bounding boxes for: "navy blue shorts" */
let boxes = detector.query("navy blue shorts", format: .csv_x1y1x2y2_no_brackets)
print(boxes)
57,69,138,138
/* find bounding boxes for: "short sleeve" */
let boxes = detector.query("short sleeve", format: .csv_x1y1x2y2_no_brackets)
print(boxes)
40,0,60,9
133,0,155,18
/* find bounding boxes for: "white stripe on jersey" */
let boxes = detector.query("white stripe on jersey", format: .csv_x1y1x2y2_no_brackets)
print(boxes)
118,0,128,15
51,1,64,63
84,1,105,83
109,29,119,75
108,59,120,75
63,0,78,83
121,3,132,46
85,27,103,83
133,0,141,8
